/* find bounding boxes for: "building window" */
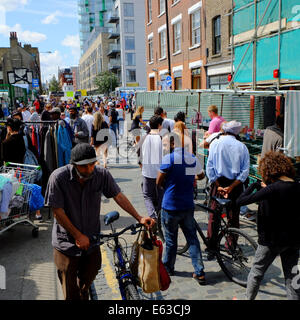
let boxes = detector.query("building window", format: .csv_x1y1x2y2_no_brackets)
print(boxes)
213,16,221,54
126,69,136,82
174,77,182,90
191,10,201,46
148,0,152,23
173,22,181,53
124,20,134,33
148,38,153,62
191,68,201,89
125,36,135,50
124,3,134,17
125,53,136,66
159,30,166,59
159,0,165,15
172,0,180,5
209,74,228,90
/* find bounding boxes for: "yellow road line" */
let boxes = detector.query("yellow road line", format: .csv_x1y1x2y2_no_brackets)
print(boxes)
100,246,122,300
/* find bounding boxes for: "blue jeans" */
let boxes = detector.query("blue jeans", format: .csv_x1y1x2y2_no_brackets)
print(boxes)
161,208,205,276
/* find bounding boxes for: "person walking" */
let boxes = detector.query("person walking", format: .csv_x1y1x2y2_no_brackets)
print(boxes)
157,132,206,284
82,106,94,141
68,106,89,146
90,112,109,169
140,115,164,220
205,120,250,260
130,106,146,145
45,143,155,300
108,104,119,147
236,151,300,300
116,104,125,138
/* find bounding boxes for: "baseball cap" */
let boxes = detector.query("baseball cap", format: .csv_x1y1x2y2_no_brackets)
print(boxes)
70,143,97,165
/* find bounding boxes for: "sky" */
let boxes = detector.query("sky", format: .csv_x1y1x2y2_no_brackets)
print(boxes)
0,0,80,83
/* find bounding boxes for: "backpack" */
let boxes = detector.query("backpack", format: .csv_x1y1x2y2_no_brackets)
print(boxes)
23,136,42,181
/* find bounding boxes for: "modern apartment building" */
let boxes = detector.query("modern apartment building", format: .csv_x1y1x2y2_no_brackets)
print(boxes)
145,0,205,91
79,32,114,94
78,0,114,53
205,0,233,90
107,0,147,88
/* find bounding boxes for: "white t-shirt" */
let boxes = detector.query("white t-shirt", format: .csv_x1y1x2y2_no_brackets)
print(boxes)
22,110,31,122
82,114,94,137
142,134,162,179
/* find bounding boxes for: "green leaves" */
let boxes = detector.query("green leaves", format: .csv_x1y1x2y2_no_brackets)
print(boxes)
94,71,119,95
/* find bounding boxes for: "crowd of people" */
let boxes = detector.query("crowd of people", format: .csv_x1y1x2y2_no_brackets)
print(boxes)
1,93,299,301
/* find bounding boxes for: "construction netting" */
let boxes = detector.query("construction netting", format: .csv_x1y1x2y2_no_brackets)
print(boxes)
136,91,264,130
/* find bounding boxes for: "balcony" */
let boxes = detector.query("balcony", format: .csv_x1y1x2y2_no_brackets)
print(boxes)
108,59,121,71
108,27,120,40
107,12,119,24
107,44,121,57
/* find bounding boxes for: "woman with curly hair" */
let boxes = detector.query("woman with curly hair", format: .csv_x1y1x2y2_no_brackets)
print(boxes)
237,151,300,300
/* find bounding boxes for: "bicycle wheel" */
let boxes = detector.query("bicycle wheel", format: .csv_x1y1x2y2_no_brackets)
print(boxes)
124,283,140,300
177,219,203,255
216,228,257,287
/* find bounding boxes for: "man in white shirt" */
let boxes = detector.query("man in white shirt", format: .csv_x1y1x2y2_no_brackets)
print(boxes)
141,115,164,219
22,106,31,122
81,106,94,139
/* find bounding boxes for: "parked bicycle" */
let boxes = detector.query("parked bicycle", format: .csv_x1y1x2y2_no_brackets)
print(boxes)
90,211,143,300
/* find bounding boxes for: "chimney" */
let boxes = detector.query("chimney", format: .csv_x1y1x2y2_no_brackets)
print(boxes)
10,32,18,48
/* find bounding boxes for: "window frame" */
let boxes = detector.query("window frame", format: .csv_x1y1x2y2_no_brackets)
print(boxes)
159,30,166,59
173,21,181,53
213,15,221,55
148,0,152,23
125,53,136,66
126,69,136,82
125,36,135,50
124,19,135,33
191,9,201,47
159,0,166,15
148,37,154,62
124,3,134,17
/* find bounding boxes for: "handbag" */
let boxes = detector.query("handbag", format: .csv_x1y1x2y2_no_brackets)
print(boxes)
137,230,161,294
154,237,171,291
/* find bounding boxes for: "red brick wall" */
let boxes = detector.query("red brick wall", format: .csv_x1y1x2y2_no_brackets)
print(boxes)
145,0,206,90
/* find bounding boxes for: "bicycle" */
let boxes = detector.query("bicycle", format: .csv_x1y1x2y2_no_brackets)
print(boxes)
90,211,143,300
174,196,257,287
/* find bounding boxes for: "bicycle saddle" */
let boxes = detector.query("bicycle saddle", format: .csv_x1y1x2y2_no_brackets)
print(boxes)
212,197,232,207
104,211,120,225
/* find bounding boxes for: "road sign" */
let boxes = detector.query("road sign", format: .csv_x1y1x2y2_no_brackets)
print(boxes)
32,79,39,88
166,75,172,87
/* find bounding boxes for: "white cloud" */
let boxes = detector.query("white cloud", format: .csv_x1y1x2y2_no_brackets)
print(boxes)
0,0,28,12
41,11,60,25
40,50,64,82
61,34,80,63
0,23,47,43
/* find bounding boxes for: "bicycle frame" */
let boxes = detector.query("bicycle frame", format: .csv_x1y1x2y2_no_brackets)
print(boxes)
112,237,136,300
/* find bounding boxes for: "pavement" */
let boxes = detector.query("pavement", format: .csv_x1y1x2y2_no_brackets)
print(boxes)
0,113,298,300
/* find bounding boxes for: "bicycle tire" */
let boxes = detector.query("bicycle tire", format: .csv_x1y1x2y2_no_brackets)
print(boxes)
124,283,140,300
177,218,202,255
216,228,257,287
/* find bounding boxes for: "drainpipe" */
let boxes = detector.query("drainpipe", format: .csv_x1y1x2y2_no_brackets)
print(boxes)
253,0,257,90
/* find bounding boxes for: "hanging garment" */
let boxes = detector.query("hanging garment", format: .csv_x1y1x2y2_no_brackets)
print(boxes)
57,123,72,167
0,181,13,219
284,91,300,158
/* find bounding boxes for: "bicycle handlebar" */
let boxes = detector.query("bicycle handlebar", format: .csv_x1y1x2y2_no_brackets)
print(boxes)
92,223,143,243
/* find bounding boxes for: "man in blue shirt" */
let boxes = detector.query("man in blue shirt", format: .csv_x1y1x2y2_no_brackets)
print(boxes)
157,132,206,285
206,121,250,258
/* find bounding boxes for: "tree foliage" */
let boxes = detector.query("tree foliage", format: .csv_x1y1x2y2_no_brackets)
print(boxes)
49,75,62,92
94,71,119,95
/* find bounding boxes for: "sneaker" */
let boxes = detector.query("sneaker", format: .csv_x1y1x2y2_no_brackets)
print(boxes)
193,273,206,286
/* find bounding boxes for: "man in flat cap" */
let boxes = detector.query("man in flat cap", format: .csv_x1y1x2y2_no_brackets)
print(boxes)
205,121,250,259
45,143,155,300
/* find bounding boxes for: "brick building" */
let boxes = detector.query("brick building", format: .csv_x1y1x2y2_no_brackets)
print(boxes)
205,0,233,90
145,0,205,91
